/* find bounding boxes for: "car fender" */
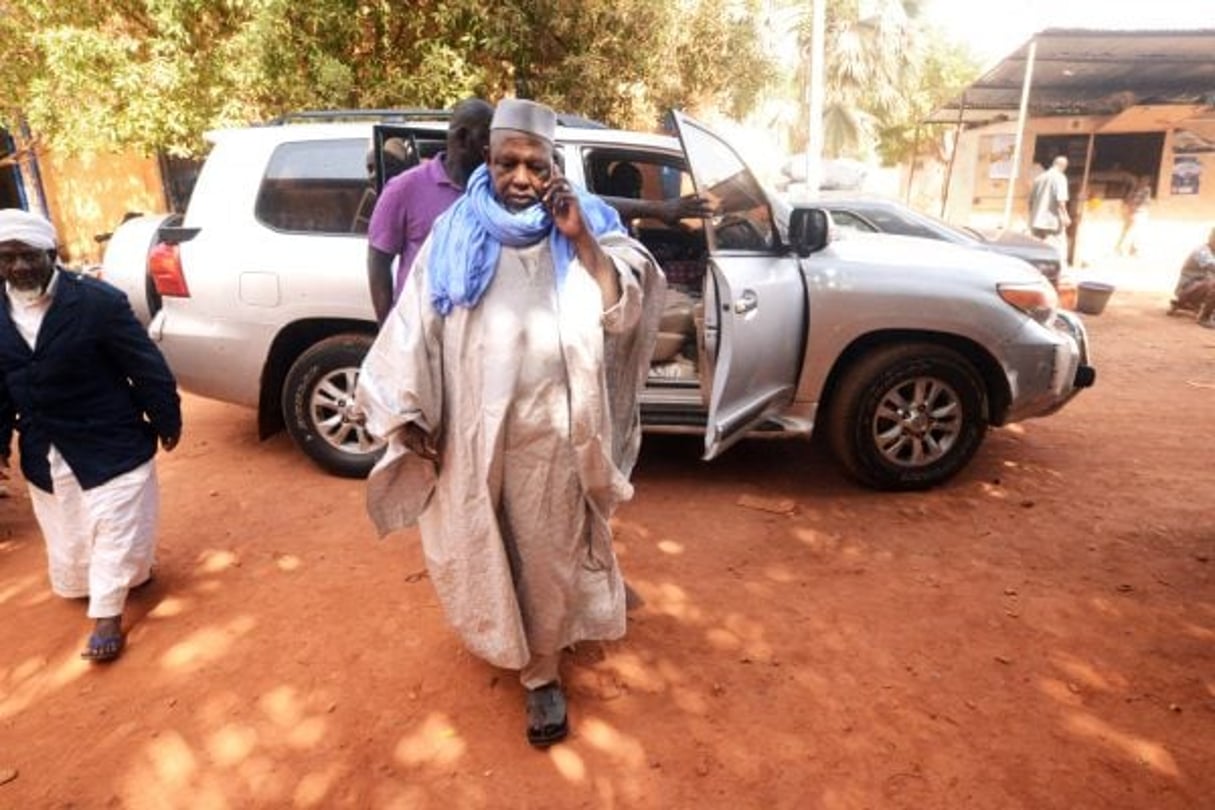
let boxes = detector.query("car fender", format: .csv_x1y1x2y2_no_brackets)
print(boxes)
791,235,1038,413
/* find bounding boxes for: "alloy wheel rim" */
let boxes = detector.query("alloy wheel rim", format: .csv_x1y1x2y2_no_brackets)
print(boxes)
872,376,962,467
310,368,384,454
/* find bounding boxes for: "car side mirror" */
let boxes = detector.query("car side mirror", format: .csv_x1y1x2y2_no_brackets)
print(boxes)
788,207,831,257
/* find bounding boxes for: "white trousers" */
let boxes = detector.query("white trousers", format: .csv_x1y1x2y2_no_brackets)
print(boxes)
29,448,159,618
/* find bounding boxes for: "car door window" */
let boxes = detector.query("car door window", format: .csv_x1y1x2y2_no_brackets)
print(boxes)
674,119,777,253
256,139,369,235
582,148,705,293
827,209,876,233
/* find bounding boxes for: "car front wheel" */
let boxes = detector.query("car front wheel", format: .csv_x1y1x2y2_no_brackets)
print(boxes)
283,334,385,478
826,343,987,490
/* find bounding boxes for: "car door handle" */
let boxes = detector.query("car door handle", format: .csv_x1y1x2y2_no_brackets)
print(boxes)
733,290,758,315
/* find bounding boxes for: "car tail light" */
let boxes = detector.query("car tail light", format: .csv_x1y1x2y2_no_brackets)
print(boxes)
148,242,190,297
998,281,1057,325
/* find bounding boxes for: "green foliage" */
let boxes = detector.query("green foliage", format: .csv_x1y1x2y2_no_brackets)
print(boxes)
875,31,978,164
0,0,776,155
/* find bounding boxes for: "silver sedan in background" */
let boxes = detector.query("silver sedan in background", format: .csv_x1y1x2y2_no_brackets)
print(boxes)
819,195,1063,285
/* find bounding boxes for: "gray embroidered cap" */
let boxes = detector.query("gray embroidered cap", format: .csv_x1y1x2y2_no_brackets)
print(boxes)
490,99,557,144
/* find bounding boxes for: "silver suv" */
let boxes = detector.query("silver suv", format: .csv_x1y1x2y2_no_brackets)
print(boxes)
101,111,1094,490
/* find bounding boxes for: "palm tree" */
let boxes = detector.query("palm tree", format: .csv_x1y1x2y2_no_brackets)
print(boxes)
765,0,923,159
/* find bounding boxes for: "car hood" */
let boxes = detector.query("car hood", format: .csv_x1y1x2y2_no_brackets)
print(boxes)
976,229,1057,257
824,231,1045,282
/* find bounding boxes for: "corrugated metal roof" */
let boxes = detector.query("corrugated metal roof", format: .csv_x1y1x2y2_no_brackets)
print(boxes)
929,28,1215,124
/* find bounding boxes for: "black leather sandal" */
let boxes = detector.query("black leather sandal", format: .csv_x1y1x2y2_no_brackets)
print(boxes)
526,682,568,748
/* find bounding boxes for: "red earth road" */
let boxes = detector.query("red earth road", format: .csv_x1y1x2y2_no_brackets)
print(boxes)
0,287,1212,809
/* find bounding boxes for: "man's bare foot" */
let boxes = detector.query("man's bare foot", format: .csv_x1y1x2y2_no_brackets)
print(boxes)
81,616,124,662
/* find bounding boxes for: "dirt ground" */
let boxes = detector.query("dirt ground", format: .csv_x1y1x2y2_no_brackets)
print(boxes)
1,283,1212,810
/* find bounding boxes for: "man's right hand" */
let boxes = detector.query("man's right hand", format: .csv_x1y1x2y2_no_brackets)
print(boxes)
402,422,440,462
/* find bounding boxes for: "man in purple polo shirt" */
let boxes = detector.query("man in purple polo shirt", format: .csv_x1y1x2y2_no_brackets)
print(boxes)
367,98,494,324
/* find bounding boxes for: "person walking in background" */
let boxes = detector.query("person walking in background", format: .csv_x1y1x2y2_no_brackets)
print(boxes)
1169,225,1215,327
1116,177,1152,257
0,208,182,662
1029,156,1071,265
356,99,663,747
366,98,494,324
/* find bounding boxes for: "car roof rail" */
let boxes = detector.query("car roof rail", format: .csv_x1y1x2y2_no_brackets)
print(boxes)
264,109,452,126
263,107,608,129
554,114,608,129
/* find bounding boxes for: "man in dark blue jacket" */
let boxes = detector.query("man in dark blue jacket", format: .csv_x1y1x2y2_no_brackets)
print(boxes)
0,208,181,662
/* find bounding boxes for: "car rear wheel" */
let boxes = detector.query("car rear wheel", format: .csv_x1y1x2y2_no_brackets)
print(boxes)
283,334,384,478
826,343,987,490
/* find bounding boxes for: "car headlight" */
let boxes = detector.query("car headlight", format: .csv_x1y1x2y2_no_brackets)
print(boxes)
998,280,1058,325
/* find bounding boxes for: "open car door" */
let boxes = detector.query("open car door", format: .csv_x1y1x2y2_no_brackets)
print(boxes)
348,123,446,235
371,124,448,192
670,112,807,460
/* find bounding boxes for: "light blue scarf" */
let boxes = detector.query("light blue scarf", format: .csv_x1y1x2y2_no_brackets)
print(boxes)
427,163,625,315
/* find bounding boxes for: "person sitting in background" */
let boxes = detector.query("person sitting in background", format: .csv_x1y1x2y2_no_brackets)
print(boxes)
1169,226,1215,328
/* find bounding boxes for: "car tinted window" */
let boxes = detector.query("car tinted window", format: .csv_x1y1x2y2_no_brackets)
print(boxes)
677,119,777,253
256,139,370,235
583,148,692,201
862,208,941,240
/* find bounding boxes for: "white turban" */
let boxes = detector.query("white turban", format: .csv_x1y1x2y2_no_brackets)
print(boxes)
0,208,58,250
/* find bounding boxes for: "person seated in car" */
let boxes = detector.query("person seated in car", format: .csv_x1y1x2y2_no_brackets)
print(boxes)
597,160,713,229
608,161,643,199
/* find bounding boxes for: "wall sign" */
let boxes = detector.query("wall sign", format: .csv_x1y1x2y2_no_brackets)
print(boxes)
1171,155,1200,195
